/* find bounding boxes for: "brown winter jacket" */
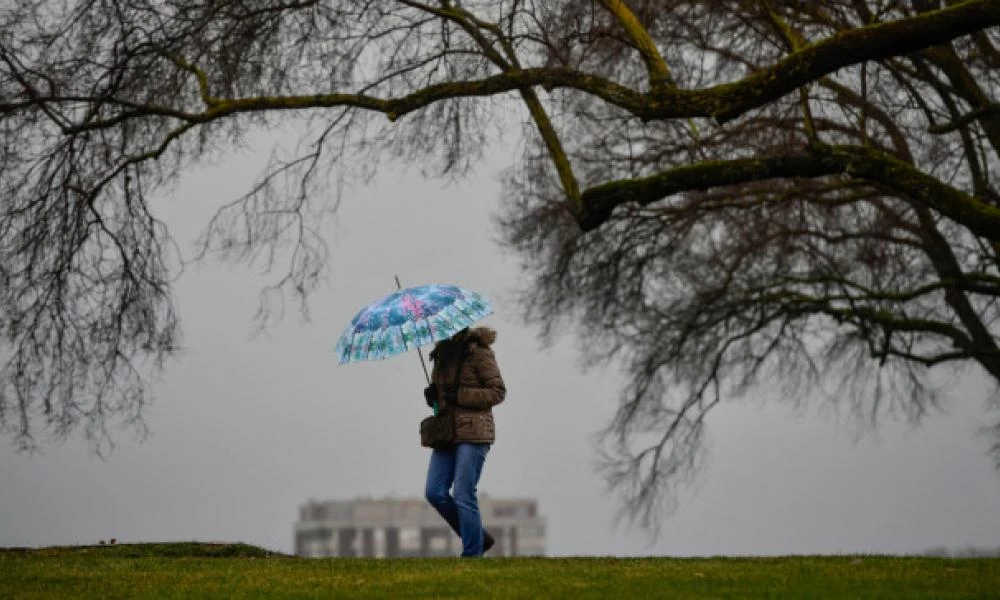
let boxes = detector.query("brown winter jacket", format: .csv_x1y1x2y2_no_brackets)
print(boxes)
428,327,506,444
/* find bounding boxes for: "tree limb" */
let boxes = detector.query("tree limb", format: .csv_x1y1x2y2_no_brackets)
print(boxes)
597,0,673,91
579,144,1000,238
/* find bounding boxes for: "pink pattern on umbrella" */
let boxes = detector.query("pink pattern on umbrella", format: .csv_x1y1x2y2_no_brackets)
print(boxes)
399,293,426,319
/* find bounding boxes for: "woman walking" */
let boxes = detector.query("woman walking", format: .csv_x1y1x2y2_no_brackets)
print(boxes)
423,326,506,557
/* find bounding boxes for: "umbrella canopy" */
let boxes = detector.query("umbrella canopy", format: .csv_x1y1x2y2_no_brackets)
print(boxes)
335,283,492,364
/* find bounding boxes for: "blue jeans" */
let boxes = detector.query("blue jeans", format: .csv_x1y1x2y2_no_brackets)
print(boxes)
424,442,490,557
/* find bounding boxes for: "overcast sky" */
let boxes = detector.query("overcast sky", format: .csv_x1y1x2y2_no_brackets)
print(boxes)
2,129,999,557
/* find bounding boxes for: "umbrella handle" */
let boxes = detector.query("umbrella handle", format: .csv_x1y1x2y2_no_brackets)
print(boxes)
396,275,432,386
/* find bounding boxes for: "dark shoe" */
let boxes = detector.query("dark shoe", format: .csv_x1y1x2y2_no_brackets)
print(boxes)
483,531,495,554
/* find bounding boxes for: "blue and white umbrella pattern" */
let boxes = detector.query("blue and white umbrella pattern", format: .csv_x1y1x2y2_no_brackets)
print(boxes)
335,283,492,364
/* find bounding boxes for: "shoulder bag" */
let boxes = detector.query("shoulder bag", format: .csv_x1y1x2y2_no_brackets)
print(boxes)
419,350,467,449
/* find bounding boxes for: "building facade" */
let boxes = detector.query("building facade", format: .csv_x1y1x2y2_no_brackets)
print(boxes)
294,496,546,557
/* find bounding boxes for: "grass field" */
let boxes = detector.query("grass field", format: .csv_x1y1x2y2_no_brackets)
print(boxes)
2,542,999,599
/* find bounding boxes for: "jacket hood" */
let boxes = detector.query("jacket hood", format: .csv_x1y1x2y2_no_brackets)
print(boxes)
429,326,496,360
466,326,497,348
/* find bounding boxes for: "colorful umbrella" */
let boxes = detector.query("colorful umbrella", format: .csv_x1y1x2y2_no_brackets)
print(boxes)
335,281,493,371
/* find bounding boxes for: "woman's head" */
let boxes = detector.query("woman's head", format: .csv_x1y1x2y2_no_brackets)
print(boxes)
430,327,471,361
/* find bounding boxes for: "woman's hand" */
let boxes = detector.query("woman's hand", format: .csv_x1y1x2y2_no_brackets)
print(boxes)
423,383,438,407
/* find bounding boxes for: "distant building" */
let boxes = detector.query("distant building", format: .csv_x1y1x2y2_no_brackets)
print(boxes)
922,546,1000,558
294,496,546,557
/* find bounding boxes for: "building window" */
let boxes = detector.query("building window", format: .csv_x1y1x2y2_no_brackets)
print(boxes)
400,527,420,551
519,526,545,538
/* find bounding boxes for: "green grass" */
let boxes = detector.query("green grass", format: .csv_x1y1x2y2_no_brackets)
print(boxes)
2,543,999,599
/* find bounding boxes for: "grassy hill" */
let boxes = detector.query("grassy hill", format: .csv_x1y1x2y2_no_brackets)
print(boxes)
3,542,998,599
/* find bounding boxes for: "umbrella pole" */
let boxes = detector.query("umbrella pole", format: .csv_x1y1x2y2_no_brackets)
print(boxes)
396,275,432,385
415,344,431,386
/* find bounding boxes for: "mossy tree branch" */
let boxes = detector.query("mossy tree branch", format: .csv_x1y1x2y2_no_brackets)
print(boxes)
28,2,991,140
579,144,1000,237
597,0,673,91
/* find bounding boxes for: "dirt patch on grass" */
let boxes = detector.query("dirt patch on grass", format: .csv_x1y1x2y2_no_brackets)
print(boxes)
0,542,291,559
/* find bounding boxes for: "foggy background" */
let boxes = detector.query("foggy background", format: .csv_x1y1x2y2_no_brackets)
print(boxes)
2,132,999,557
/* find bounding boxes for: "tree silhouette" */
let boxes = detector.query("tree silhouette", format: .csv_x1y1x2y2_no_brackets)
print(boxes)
2,0,999,526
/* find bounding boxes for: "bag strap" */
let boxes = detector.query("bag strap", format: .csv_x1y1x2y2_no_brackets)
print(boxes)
447,346,469,437
448,345,469,405
432,342,470,414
